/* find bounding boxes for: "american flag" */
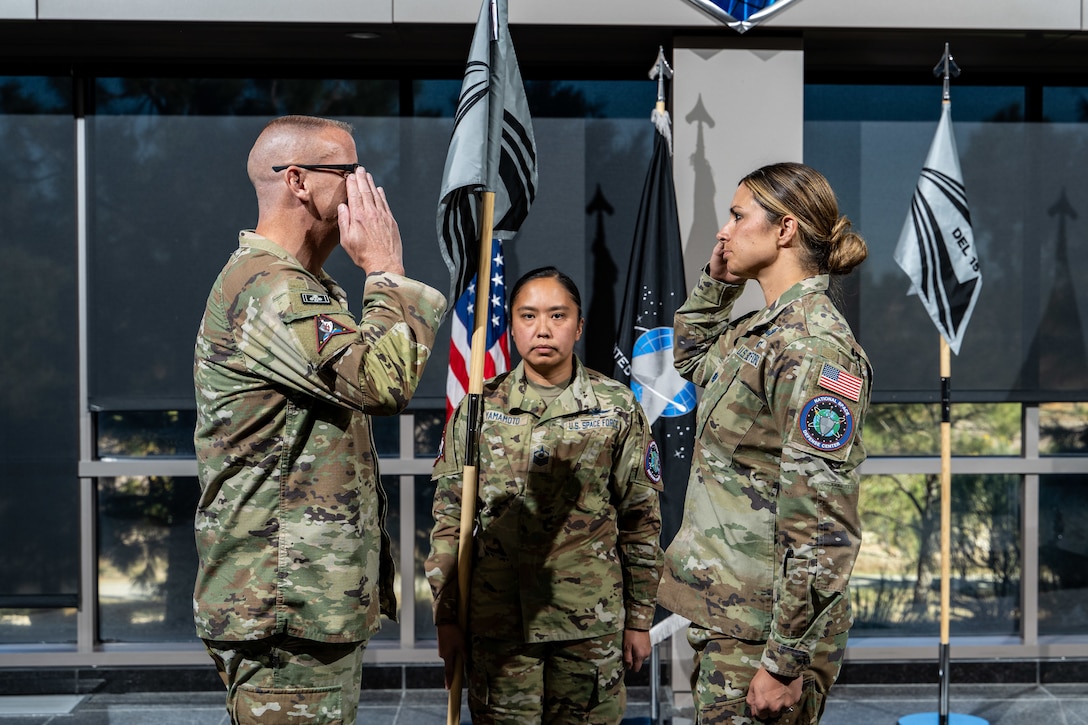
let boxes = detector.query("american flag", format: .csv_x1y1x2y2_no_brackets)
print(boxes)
446,237,510,419
818,362,863,402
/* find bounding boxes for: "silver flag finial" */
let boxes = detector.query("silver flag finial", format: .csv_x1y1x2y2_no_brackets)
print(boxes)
649,46,673,108
933,42,961,102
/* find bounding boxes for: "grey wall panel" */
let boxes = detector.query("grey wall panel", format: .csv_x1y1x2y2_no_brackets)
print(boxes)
0,0,34,20
763,0,1081,31
672,39,803,303
396,0,713,25
33,0,1080,30
38,0,392,23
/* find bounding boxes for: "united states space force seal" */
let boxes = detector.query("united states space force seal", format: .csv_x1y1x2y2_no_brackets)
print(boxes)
799,395,853,451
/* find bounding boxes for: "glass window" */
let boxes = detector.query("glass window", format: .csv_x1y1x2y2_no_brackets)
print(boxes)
96,411,197,458
87,113,655,412
372,475,401,642
864,403,1021,457
97,476,200,643
0,607,76,646
371,416,400,458
853,473,1021,637
1039,402,1088,455
1042,87,1088,123
414,410,445,459
94,78,399,117
414,474,438,642
806,84,1025,123
1039,474,1088,635
0,78,79,640
806,114,1088,401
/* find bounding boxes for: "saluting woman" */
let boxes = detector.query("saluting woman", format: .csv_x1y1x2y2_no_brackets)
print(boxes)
658,163,873,724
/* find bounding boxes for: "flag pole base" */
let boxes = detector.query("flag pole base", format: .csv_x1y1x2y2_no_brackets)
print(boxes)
899,713,989,725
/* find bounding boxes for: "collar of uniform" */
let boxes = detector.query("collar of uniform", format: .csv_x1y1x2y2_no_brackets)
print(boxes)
238,230,342,296
747,274,830,329
504,356,600,420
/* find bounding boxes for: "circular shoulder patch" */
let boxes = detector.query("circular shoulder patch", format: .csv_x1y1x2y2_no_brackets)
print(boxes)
644,441,662,483
799,395,854,452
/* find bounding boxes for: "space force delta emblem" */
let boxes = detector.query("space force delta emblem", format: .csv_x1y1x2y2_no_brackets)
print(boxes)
315,314,354,351
644,441,662,483
799,395,854,452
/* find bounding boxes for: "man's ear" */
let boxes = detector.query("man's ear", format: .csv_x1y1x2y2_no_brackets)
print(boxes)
284,168,310,200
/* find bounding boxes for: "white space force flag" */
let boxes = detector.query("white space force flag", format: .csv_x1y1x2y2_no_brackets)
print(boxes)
894,102,981,354
437,0,537,308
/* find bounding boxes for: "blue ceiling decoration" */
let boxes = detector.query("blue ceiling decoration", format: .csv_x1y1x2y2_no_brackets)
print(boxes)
683,0,806,33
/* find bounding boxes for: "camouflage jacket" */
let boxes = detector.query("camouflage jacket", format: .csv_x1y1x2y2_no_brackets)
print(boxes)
657,272,872,678
193,231,446,643
427,357,664,642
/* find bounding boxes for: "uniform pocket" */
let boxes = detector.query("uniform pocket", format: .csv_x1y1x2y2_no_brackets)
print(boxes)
696,693,748,724
233,684,343,724
776,556,816,639
695,356,764,464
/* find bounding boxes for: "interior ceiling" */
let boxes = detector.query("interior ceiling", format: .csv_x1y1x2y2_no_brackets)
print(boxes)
1,19,1088,82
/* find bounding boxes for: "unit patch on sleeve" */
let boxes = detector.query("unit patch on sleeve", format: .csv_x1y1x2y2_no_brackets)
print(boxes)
798,395,854,452
315,314,354,351
644,441,662,483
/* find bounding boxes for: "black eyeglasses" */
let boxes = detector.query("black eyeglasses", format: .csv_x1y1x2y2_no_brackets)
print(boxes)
272,163,362,177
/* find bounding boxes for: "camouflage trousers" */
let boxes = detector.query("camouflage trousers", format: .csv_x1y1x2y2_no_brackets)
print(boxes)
203,634,366,725
467,630,626,724
686,625,848,725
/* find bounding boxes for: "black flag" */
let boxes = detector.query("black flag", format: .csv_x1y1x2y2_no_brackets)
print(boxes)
612,109,695,549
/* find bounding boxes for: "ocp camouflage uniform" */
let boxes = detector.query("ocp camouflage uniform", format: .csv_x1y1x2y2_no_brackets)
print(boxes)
657,272,872,725
194,231,446,724
427,357,664,724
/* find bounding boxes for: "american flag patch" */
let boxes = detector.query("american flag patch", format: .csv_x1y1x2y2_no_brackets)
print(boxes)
818,363,862,402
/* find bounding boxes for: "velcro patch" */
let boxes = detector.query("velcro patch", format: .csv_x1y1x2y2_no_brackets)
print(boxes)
817,362,862,402
798,395,854,452
645,441,662,483
315,314,354,351
301,292,332,305
734,346,762,368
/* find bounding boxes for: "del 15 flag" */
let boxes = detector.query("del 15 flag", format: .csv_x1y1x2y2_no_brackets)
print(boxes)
437,0,537,415
894,101,981,354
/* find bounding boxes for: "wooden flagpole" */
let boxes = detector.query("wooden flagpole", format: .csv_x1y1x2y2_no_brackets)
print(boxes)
446,191,496,725
938,337,952,724
900,44,987,725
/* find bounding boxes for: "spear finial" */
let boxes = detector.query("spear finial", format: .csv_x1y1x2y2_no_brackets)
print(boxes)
933,42,961,103
648,45,673,114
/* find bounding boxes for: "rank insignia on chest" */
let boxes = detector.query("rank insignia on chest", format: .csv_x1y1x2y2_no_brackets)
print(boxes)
315,314,354,351
799,395,854,451
531,445,550,468
300,292,332,305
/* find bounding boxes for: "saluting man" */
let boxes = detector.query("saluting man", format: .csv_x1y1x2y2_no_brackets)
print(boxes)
193,115,446,725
